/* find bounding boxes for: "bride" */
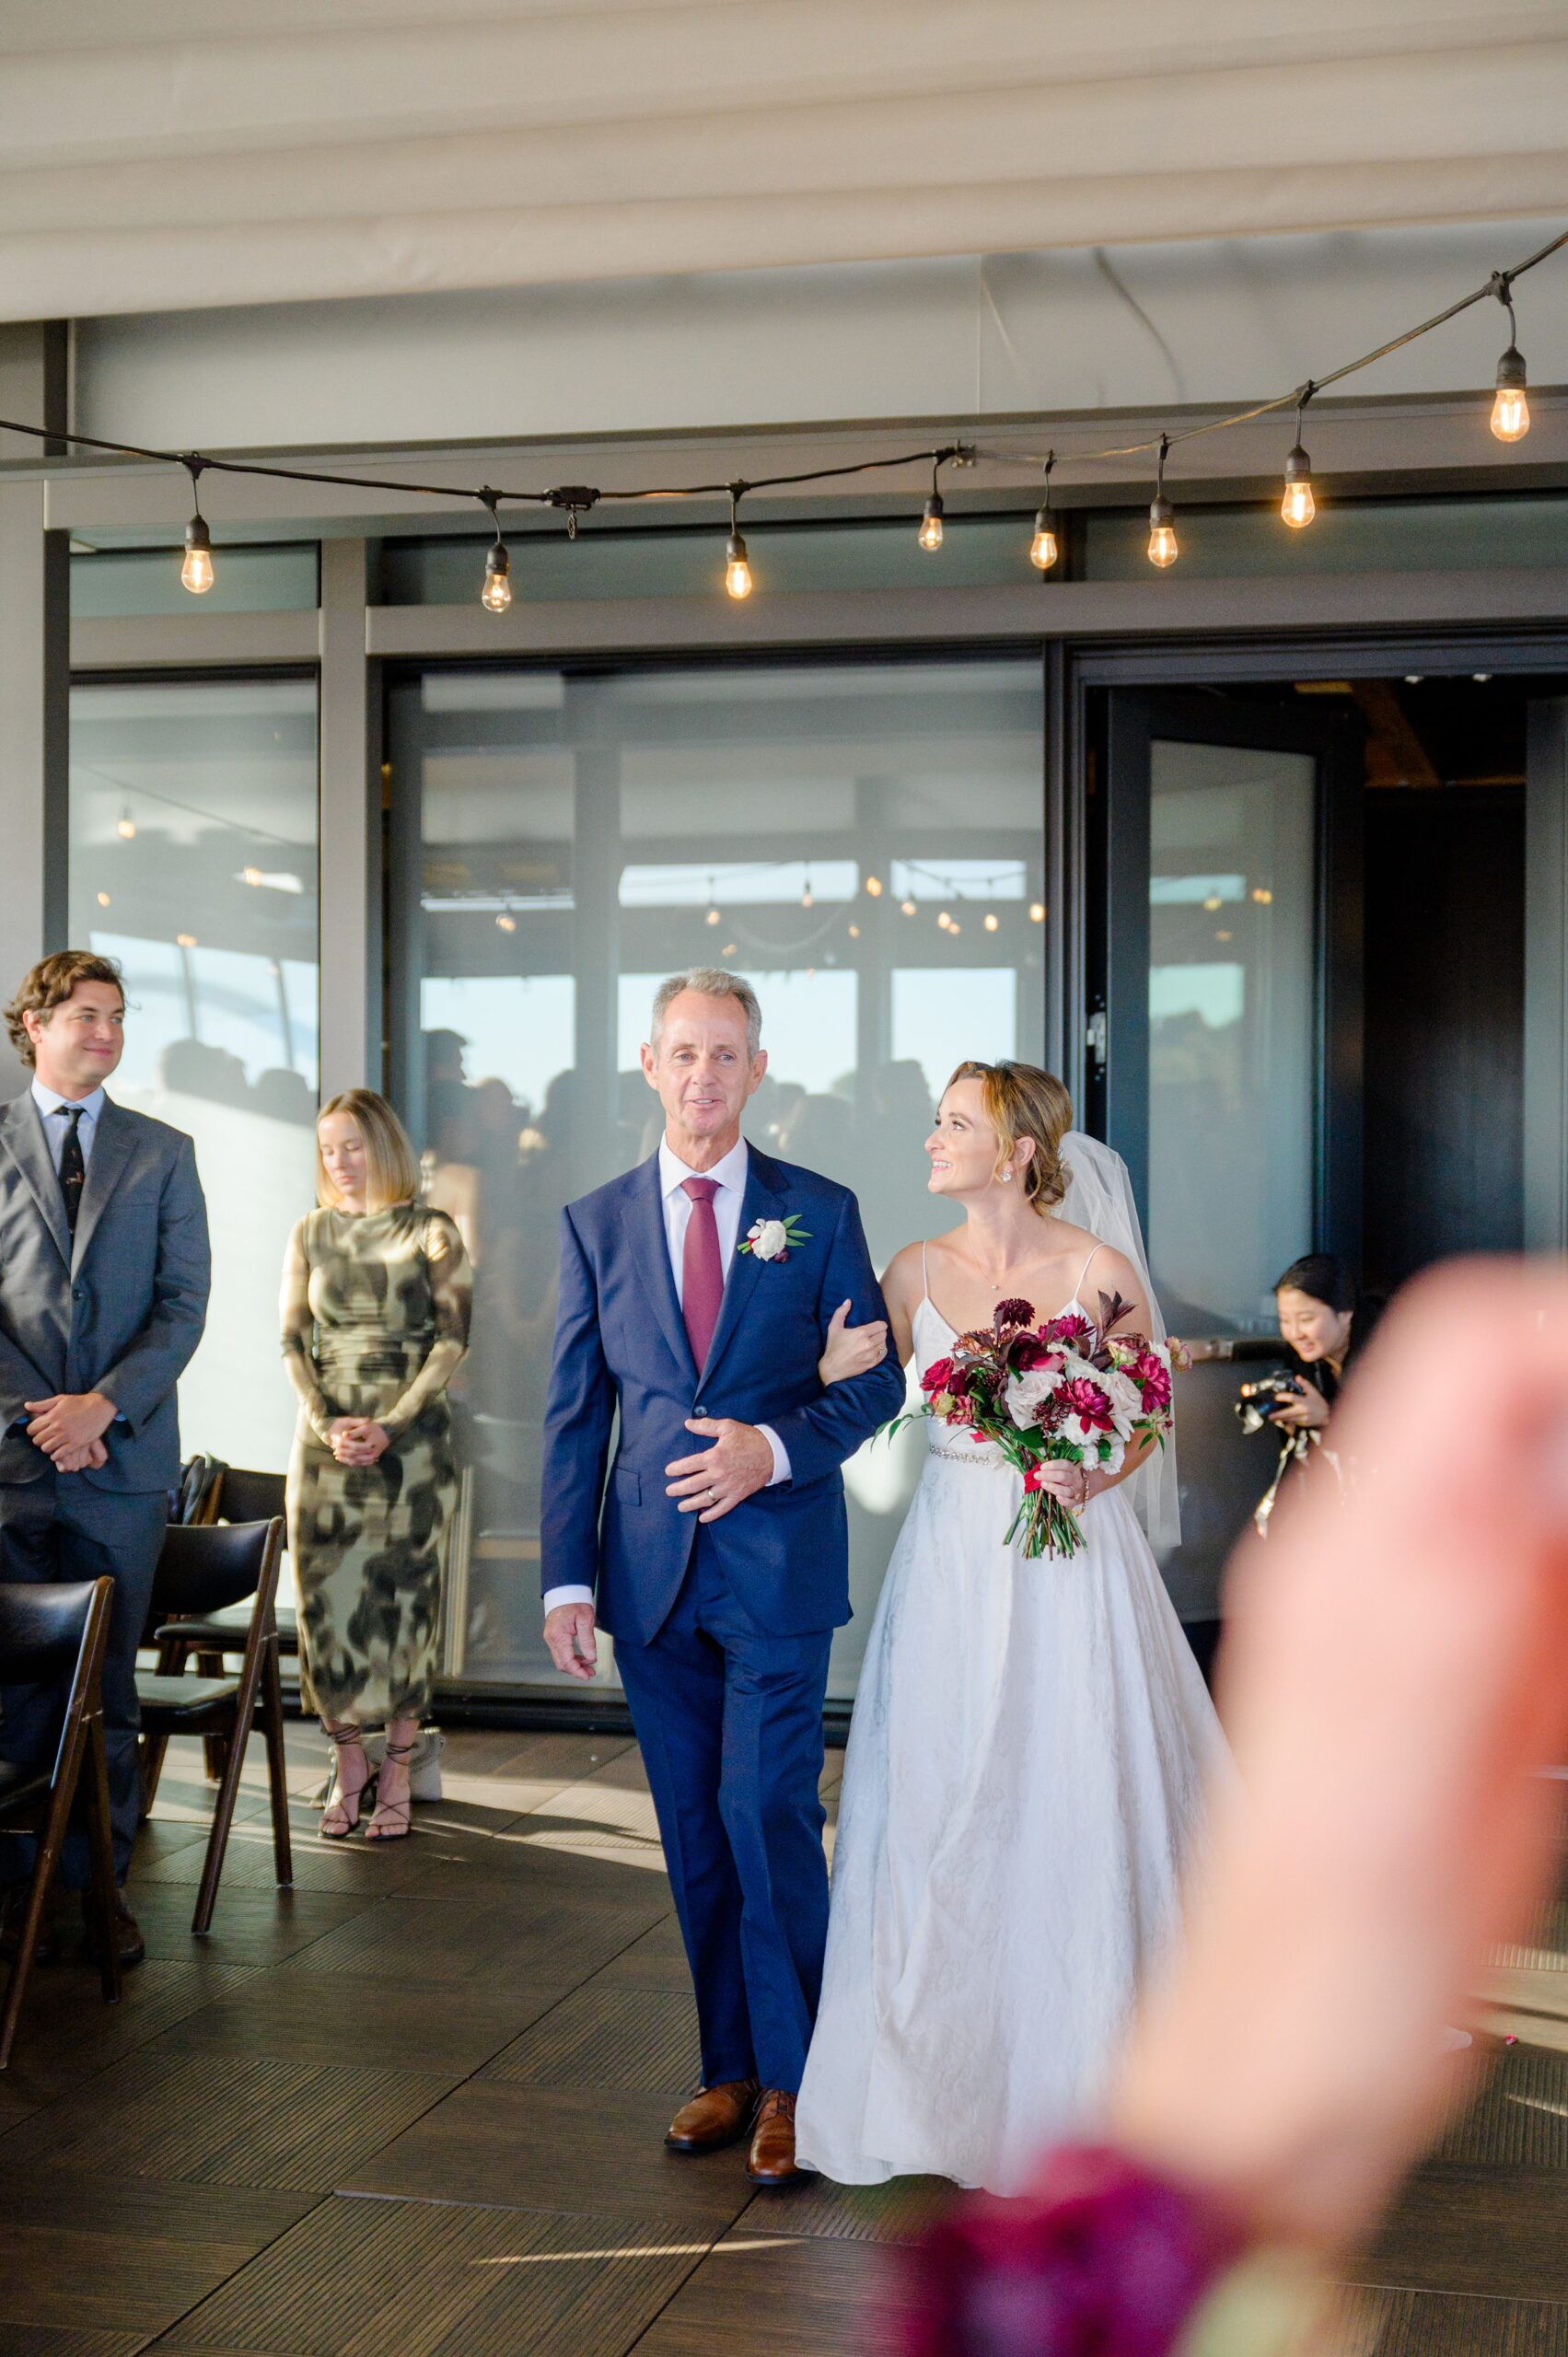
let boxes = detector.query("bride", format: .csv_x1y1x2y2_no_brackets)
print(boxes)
796,1059,1225,2196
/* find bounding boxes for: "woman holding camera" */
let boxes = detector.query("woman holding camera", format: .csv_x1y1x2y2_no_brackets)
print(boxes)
1252,1252,1373,1534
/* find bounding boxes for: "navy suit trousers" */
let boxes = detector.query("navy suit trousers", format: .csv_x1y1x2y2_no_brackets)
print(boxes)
0,1475,168,1887
615,1532,832,2095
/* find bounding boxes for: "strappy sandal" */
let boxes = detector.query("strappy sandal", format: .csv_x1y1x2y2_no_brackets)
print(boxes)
365,1736,415,1841
320,1725,373,1840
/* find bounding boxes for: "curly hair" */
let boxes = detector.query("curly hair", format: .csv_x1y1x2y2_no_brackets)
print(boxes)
945,1059,1074,1209
5,951,125,1069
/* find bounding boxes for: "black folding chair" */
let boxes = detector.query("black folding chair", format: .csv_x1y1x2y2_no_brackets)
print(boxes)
0,1576,120,2069
169,1470,295,1785
136,1519,291,1937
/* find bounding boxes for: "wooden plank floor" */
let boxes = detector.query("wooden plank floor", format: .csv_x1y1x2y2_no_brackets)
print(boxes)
0,1727,1562,2353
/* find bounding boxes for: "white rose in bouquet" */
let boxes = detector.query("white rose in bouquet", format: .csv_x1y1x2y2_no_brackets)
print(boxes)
1005,1365,1064,1431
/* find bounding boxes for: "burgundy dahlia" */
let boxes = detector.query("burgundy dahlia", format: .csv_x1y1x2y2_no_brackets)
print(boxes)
993,1297,1036,1332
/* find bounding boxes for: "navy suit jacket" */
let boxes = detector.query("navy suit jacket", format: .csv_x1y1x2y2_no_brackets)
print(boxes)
540,1144,906,1644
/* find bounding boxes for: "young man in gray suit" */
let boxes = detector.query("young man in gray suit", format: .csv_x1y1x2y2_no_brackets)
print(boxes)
0,952,211,1965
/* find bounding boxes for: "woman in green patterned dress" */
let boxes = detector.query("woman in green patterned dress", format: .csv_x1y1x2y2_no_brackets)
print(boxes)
281,1089,472,1840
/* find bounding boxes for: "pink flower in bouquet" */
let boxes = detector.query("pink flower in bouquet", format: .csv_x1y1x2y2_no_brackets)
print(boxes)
1130,1348,1172,1412
1043,1311,1095,1348
1058,1376,1117,1434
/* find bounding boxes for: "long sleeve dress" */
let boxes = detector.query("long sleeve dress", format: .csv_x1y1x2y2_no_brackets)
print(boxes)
281,1202,472,1726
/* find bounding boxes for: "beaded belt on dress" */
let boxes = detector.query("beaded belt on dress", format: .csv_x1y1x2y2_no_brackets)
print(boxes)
927,1440,1007,1468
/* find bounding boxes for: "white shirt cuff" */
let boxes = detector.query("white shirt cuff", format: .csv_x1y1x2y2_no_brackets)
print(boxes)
757,1423,791,1486
543,1585,595,1615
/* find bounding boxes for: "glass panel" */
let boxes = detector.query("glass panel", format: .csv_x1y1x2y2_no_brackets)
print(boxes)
381,517,1045,604
1084,493,1568,581
72,544,319,617
390,657,1045,1700
68,679,320,1487
1146,740,1315,1333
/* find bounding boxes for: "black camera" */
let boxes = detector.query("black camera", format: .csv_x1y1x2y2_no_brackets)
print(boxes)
1234,1373,1302,1434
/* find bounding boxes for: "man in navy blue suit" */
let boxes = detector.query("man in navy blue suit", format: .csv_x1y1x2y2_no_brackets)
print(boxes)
541,969,905,2186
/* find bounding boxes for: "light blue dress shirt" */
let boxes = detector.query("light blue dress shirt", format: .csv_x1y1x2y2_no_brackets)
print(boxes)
30,1078,107,1172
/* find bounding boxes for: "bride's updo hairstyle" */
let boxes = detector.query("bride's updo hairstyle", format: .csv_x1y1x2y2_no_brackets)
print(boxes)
947,1060,1074,1209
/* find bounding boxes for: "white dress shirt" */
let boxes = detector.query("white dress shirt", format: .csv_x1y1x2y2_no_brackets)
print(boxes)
30,1078,107,1172
543,1133,792,1618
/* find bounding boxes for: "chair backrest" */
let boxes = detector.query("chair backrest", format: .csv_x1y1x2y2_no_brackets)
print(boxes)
0,1579,105,1681
215,1467,287,1530
150,1519,282,1619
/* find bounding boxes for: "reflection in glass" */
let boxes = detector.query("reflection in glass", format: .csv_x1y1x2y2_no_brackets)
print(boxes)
389,659,1045,1699
1146,740,1315,1335
68,679,320,1476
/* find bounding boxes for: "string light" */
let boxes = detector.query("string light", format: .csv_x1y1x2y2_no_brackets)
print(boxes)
937,911,953,931
918,457,945,552
865,875,883,897
1029,452,1059,571
724,484,753,599
117,811,136,840
983,911,1000,932
180,457,214,595
1028,902,1045,923
480,491,512,611
495,911,517,932
848,923,861,939
1281,388,1316,528
1147,435,1179,569
176,933,197,948
96,891,110,908
1490,273,1530,441
704,875,721,927
900,898,917,916
801,871,814,910
0,231,1556,610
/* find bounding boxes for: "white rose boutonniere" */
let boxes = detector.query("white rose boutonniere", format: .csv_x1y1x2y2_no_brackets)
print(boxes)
739,1212,812,1263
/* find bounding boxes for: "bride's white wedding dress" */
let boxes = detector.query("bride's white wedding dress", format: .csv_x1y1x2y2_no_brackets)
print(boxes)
796,1247,1226,2197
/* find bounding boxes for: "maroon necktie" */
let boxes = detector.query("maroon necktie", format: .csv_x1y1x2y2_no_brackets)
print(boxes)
680,1177,724,1372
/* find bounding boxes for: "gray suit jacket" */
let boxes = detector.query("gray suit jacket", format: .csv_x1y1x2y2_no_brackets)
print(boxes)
0,1092,212,1495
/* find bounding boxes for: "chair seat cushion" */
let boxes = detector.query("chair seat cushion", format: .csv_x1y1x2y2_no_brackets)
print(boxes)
135,1671,238,1725
0,1754,50,1817
154,1606,298,1655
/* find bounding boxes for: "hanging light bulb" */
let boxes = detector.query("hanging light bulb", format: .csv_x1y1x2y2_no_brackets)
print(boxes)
1488,272,1530,441
900,897,917,916
983,911,1000,933
1147,435,1179,569
1028,901,1045,923
478,492,512,611
705,881,721,926
180,458,215,594
1280,391,1317,527
96,891,110,909
494,911,517,933
848,923,861,940
918,455,946,552
117,812,136,841
1492,347,1529,441
1029,451,1059,571
865,875,883,897
801,873,814,910
724,484,753,598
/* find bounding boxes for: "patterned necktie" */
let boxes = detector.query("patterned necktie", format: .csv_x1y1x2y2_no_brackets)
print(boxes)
58,1107,86,1237
680,1177,724,1372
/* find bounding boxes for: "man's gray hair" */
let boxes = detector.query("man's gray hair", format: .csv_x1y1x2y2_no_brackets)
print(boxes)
648,969,762,1060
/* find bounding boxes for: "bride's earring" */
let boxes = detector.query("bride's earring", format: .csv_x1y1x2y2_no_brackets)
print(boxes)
1001,1169,1013,1184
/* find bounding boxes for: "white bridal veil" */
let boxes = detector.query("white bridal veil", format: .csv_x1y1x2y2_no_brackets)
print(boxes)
1056,1131,1182,1554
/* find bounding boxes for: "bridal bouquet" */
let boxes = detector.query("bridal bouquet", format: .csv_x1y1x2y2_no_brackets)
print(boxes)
897,1295,1179,1560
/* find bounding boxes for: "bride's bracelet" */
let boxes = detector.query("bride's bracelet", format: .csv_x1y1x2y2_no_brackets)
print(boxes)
898,2143,1330,2357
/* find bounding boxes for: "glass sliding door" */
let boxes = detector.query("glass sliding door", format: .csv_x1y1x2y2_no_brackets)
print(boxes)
389,656,1046,1700
1097,686,1361,1614
68,677,320,1476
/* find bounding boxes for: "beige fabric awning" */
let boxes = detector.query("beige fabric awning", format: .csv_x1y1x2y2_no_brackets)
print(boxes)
0,0,1564,321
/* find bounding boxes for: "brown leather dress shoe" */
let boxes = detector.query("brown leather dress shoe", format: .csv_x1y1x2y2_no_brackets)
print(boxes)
665,2077,760,2154
746,2089,806,2187
82,1888,145,1968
